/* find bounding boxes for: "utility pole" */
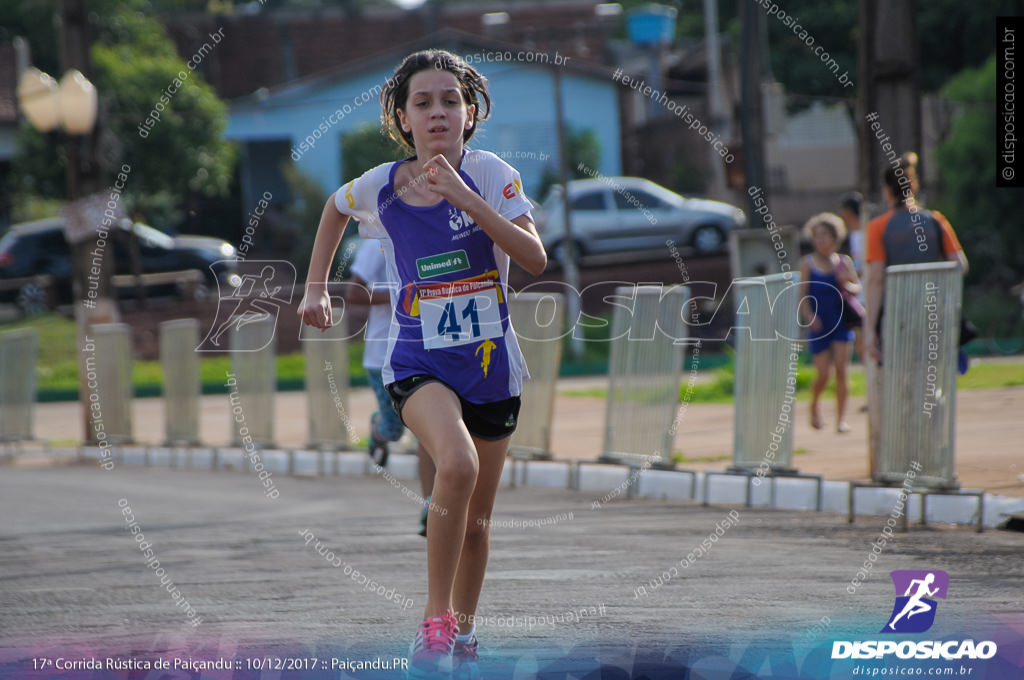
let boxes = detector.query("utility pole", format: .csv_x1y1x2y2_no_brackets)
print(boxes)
552,65,583,359
58,0,118,442
738,0,767,217
858,0,921,200
858,0,921,478
703,0,729,201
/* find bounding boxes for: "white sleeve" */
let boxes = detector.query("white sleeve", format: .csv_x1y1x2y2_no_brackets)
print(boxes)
464,150,533,222
334,163,391,239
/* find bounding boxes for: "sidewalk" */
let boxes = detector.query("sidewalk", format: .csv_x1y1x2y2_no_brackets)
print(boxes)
27,378,1024,497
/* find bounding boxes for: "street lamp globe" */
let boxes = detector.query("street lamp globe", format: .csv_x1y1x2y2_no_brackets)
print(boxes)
16,67,60,132
58,69,98,135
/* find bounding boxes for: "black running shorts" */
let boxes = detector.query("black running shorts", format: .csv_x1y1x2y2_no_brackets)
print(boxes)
385,374,521,441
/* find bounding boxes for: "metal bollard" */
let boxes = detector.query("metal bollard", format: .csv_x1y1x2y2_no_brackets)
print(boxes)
0,328,38,442
89,323,134,444
509,292,565,459
601,284,689,465
731,273,802,472
877,262,962,488
302,310,351,451
228,317,276,448
160,319,201,445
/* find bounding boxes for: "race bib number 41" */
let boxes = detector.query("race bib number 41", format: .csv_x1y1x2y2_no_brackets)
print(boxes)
418,280,503,350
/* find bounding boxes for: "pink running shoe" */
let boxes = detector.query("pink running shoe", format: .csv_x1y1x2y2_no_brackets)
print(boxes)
452,636,480,680
407,609,458,678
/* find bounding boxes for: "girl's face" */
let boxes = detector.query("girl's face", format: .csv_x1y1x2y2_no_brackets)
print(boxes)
812,224,836,255
396,69,475,158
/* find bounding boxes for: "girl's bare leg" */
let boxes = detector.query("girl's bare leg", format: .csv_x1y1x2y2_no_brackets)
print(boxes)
400,382,478,619
452,435,510,630
810,349,833,429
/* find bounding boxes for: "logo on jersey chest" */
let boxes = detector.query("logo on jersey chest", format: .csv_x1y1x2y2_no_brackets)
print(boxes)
416,249,470,279
449,207,476,231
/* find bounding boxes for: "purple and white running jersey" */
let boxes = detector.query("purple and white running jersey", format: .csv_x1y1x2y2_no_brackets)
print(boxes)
334,149,533,403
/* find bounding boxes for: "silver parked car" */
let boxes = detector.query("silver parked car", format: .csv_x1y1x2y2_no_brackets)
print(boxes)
536,176,745,261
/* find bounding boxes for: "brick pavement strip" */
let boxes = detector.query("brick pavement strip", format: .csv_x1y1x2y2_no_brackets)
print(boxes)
0,466,1022,678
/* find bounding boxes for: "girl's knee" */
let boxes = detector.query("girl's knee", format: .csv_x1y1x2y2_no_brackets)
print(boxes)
464,515,491,549
437,448,479,490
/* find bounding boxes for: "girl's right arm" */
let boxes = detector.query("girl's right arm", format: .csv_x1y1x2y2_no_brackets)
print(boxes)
298,193,350,331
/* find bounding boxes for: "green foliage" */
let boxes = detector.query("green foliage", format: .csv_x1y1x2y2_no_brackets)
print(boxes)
341,123,404,180
671,160,704,195
10,195,65,224
935,55,1024,299
536,127,602,202
282,162,330,283
5,0,235,233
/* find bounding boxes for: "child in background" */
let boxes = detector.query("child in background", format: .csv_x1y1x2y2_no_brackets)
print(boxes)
799,212,861,433
348,238,436,535
348,238,402,467
839,192,866,365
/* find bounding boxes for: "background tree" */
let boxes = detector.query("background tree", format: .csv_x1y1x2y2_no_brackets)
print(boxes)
935,55,1024,340
535,126,602,202
4,0,236,232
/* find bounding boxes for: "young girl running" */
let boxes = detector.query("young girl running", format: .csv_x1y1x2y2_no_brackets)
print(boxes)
297,50,546,677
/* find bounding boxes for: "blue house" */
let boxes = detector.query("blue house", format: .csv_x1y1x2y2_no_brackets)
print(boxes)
226,30,623,211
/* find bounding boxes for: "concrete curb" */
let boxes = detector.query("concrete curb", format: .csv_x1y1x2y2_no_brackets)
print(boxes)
9,445,1024,530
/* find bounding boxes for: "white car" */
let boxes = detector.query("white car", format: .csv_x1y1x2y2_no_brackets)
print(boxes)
537,176,745,261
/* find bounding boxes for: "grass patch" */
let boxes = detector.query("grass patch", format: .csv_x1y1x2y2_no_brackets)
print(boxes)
672,452,730,464
2,313,369,395
562,356,1024,404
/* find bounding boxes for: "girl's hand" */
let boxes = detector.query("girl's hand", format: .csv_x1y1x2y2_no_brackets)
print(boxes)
423,154,474,209
810,318,823,334
298,287,332,332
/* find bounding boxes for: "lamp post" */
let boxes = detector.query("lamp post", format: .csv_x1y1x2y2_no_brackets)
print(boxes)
16,1,119,442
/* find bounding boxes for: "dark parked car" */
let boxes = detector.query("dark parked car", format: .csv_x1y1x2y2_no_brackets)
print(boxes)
0,218,240,312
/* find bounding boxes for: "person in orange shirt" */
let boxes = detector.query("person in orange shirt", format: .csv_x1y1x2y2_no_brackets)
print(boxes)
864,153,968,362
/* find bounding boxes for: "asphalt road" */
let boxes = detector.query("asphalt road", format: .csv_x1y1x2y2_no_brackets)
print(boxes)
1,464,1022,678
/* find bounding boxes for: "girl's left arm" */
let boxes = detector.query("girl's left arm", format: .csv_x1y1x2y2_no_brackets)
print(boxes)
424,154,547,275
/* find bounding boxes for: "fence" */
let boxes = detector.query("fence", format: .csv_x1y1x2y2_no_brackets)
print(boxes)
731,273,801,471
229,317,276,448
160,319,201,445
509,292,565,459
90,323,134,444
877,262,962,488
302,310,351,450
601,285,689,464
0,328,38,442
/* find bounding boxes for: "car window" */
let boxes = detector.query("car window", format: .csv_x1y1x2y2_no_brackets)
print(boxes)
36,230,72,258
133,223,174,250
571,191,607,211
0,232,17,254
613,190,668,211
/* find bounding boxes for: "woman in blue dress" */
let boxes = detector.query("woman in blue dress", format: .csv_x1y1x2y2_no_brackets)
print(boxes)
800,212,861,433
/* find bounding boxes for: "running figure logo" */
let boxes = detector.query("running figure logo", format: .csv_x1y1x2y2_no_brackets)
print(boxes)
881,570,949,634
197,260,296,352
475,339,496,378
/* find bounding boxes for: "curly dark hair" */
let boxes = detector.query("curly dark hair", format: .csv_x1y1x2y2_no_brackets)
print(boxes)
380,49,492,151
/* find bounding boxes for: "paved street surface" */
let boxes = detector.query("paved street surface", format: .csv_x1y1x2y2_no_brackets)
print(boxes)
1,465,1023,678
